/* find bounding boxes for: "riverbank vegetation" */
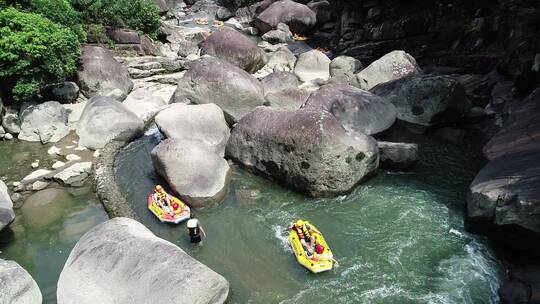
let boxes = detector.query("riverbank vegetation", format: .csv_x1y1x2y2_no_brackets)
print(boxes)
0,0,160,103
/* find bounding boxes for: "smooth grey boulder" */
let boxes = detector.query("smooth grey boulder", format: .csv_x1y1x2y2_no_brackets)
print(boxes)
253,0,317,34
171,57,265,124
226,107,378,197
377,141,418,170
356,50,421,90
200,27,267,73
261,23,293,44
41,82,79,104
155,103,230,156
0,259,42,304
123,88,168,122
304,84,397,135
53,162,93,187
371,75,469,126
265,46,297,72
57,217,229,304
152,139,231,207
260,71,299,95
106,28,141,44
2,106,21,135
330,56,363,80
76,96,144,150
294,49,330,82
466,90,540,250
0,180,15,231
18,101,70,143
265,88,309,110
77,46,133,101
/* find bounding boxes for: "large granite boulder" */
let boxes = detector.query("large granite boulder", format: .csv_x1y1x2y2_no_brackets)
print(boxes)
76,96,144,150
123,88,168,123
41,82,79,104
253,0,317,35
171,57,265,124
152,139,231,207
155,104,230,156
0,181,15,231
371,75,469,126
77,46,133,101
261,23,293,44
2,106,21,135
226,107,378,197
466,90,540,251
356,50,421,90
265,88,309,110
304,84,397,135
57,217,229,304
0,259,42,304
200,27,267,73
264,46,297,72
18,101,70,143
330,55,363,84
260,71,299,95
377,141,419,170
293,49,331,83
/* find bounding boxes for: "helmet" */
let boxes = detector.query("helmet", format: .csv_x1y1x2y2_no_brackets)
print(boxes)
315,244,324,254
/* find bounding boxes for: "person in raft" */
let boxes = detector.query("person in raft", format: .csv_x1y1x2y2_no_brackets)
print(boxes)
310,239,339,267
290,222,317,254
154,185,175,216
187,219,206,244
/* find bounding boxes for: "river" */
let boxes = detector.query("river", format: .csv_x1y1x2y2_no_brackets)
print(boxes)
113,126,504,304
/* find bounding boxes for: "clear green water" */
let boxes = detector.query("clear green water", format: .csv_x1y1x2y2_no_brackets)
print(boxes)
0,141,109,303
114,127,504,304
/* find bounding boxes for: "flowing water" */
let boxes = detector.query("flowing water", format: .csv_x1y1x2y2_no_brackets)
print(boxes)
0,140,109,303
114,127,504,304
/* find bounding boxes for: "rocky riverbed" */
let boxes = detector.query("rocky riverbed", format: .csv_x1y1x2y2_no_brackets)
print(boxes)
0,0,539,303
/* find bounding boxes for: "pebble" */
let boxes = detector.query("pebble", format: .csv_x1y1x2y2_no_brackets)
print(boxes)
31,162,39,168
4,133,13,140
12,181,21,187
31,181,49,191
66,145,75,149
52,161,66,169
66,154,81,161
93,150,100,158
75,147,87,151
10,192,23,203
48,146,61,155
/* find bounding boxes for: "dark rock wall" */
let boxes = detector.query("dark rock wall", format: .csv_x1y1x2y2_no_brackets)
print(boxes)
316,0,539,76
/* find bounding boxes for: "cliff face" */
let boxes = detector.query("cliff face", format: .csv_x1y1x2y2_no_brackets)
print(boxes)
311,0,539,77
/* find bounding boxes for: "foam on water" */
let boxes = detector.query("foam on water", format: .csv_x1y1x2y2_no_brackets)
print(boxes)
112,129,504,304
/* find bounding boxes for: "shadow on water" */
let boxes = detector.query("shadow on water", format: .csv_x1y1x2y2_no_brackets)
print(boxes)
115,126,503,304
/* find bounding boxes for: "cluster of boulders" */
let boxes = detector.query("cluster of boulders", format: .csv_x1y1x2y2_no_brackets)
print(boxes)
152,104,231,208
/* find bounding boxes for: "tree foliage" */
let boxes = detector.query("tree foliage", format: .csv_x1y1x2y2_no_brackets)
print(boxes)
72,0,161,36
0,7,81,101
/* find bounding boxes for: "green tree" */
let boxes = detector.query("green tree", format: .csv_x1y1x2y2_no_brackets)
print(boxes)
0,7,81,102
72,0,161,36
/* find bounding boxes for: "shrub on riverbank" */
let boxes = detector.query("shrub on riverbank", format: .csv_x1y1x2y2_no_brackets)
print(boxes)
72,0,161,37
0,7,81,102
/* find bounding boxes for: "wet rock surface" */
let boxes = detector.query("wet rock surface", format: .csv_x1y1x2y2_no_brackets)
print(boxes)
304,84,396,135
226,107,378,197
171,57,265,124
57,217,230,304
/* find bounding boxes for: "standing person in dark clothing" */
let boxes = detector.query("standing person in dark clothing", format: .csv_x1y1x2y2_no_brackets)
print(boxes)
187,218,206,244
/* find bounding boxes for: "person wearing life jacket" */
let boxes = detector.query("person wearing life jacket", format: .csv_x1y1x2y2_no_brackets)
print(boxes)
310,241,339,267
154,185,174,216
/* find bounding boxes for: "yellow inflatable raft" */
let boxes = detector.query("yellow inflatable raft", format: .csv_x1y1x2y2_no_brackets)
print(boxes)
289,220,334,273
148,192,190,224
